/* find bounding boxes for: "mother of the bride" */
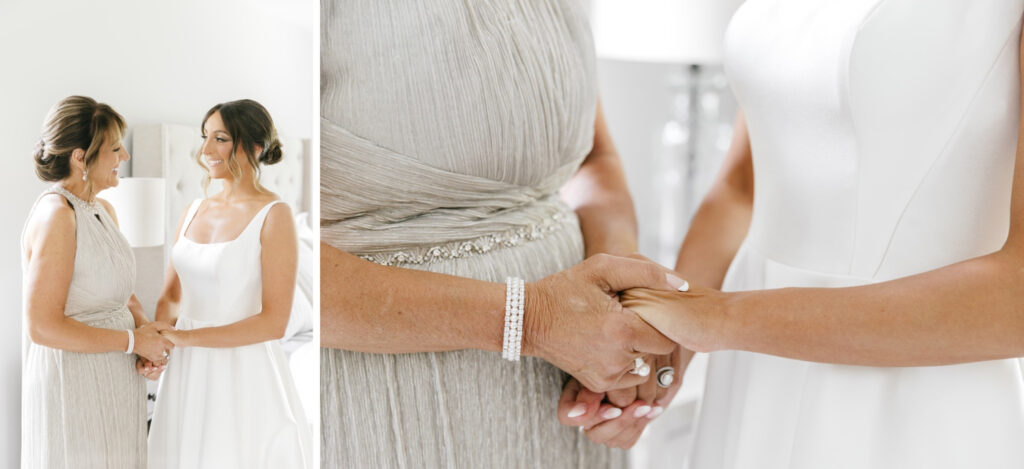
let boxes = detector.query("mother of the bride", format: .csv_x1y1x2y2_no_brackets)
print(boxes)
21,96,174,468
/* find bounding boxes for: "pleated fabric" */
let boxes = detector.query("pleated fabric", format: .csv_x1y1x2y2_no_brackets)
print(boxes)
321,1,628,467
21,186,146,468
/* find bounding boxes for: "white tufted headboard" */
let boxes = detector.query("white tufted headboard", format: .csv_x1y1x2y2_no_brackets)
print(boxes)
131,123,311,257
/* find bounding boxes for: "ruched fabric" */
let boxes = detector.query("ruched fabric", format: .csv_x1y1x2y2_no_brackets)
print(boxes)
320,1,629,467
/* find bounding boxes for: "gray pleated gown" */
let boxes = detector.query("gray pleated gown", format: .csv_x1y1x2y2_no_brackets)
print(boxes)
21,186,146,468
320,1,629,467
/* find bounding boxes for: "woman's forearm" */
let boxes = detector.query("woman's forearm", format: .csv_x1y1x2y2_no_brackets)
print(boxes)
674,188,753,288
674,112,754,288
321,242,506,353
170,312,288,348
563,150,638,257
562,100,638,258
28,316,130,354
127,294,148,327
722,249,1024,366
154,298,179,326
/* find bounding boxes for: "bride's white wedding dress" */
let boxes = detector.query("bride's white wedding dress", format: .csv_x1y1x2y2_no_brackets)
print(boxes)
693,1,1024,468
148,199,312,469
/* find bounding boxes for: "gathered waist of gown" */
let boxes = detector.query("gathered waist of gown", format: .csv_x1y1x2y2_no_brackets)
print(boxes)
320,118,585,266
351,196,578,266
68,304,134,327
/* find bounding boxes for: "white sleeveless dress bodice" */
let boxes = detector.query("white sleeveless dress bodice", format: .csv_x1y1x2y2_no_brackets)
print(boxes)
693,1,1024,468
148,199,312,469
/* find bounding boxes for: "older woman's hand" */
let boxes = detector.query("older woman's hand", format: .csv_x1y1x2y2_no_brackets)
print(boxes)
134,321,175,365
524,254,687,393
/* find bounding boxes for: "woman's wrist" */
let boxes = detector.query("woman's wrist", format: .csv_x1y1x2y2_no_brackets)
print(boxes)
520,281,550,360
163,329,191,348
179,329,194,347
716,290,750,352
480,281,509,353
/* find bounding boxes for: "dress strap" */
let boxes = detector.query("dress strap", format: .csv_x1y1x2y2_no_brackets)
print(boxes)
178,199,204,242
249,201,284,237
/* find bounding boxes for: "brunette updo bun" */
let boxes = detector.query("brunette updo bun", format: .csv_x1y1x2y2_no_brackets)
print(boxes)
259,138,283,166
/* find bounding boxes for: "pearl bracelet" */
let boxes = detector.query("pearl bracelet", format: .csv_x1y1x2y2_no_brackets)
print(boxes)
502,277,525,361
125,329,135,354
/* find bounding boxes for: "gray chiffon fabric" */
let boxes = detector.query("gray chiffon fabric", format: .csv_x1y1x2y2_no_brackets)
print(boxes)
321,1,628,467
21,186,146,468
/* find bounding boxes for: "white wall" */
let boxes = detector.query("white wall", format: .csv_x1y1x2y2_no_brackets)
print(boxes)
0,0,315,462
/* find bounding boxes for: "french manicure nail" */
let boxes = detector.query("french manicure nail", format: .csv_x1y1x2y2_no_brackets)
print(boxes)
634,405,651,418
666,274,690,292
602,407,622,419
567,403,586,419
647,406,664,419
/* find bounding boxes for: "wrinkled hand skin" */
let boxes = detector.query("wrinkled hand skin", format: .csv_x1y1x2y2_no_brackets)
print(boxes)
621,286,729,354
556,285,728,449
523,254,677,393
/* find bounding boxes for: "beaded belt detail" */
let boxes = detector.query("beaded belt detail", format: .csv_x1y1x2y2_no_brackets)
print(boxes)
359,211,574,266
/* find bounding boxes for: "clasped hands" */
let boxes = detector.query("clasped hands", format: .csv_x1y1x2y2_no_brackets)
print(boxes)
133,321,191,381
524,253,726,449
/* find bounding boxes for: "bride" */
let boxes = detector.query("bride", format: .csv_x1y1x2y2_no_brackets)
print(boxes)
147,99,312,468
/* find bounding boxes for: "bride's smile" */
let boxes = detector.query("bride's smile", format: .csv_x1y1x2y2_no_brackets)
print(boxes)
199,110,246,179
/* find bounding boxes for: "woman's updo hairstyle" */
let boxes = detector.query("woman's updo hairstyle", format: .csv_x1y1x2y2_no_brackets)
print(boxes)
198,99,282,193
34,96,126,192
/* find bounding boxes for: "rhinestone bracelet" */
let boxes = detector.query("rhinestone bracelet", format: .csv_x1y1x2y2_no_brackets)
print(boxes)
502,277,525,361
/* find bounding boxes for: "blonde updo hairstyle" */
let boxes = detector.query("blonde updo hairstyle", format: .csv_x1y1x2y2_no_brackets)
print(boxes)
196,99,283,193
33,96,126,197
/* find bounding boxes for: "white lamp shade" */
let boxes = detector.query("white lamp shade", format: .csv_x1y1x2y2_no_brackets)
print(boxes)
591,0,745,64
103,177,166,247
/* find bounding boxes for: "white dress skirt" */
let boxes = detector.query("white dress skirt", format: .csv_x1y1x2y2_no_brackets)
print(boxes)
690,1,1024,468
148,200,312,469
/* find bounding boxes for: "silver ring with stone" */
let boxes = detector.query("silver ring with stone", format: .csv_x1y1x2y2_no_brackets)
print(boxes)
656,366,675,388
629,357,651,377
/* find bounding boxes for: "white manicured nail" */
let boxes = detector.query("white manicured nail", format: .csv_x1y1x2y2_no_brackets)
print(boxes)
634,405,651,418
666,274,687,291
647,406,664,419
567,403,586,419
602,407,622,419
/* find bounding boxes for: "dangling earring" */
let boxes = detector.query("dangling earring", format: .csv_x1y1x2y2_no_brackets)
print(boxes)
82,169,88,182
